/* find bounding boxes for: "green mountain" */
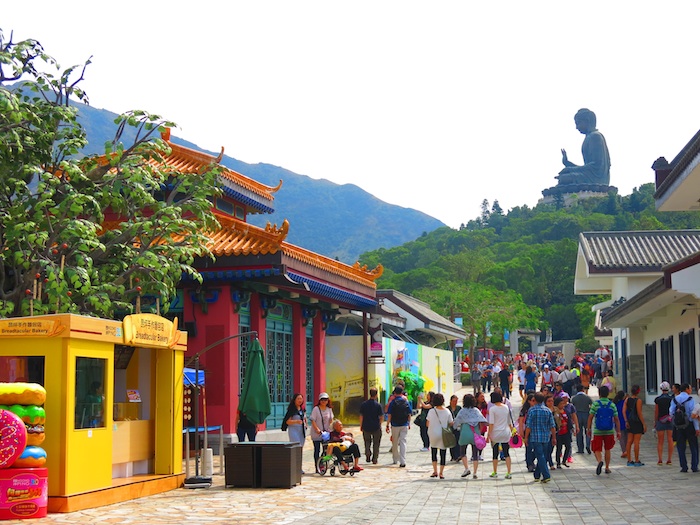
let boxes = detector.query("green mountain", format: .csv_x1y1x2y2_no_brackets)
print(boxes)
76,104,445,262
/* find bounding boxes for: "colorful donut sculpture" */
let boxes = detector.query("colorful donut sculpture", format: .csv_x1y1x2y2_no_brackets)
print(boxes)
0,409,28,469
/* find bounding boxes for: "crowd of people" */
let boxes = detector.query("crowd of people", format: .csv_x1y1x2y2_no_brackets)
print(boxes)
266,348,700,479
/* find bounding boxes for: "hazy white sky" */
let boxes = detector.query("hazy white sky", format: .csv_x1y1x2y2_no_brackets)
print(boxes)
5,2,700,228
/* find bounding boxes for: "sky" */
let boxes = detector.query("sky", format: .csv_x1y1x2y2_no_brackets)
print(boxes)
4,2,700,229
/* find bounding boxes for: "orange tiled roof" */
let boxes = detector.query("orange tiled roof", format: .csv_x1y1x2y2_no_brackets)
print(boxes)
157,130,282,203
209,213,382,286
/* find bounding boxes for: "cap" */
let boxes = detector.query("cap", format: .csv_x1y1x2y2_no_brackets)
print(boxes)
318,392,329,401
544,364,549,368
659,381,670,391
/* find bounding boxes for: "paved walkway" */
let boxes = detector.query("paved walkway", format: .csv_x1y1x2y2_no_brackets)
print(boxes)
9,387,700,524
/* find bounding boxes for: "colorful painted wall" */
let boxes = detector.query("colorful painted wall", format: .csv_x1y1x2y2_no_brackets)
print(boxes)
326,335,454,424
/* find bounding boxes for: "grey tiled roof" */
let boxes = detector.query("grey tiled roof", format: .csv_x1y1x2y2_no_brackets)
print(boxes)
579,230,700,273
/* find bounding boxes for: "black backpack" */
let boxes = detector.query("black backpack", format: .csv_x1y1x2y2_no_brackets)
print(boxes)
673,399,690,430
391,396,410,426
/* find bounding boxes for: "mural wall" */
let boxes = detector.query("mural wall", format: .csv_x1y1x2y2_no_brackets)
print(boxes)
326,335,454,424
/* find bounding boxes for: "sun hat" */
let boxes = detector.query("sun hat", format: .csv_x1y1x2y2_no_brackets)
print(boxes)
318,392,330,401
659,381,670,391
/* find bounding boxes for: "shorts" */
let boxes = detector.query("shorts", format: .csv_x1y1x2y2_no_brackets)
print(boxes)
591,434,615,452
519,385,525,391
656,420,673,431
627,421,644,435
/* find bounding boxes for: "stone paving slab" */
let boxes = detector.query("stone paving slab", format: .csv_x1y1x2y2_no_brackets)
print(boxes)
6,386,700,524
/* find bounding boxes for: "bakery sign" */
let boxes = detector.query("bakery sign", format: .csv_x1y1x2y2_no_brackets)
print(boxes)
122,314,181,349
0,319,65,338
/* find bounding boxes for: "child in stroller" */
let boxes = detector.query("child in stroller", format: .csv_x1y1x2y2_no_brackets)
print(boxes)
316,419,363,475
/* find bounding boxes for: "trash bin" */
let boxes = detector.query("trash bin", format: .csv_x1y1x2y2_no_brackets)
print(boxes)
224,442,301,488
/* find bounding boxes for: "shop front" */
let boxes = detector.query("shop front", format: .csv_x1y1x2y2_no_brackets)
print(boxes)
0,313,187,513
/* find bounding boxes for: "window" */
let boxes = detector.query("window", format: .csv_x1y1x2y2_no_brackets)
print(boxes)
645,342,657,394
660,336,674,384
235,205,245,220
0,356,45,384
679,329,697,390
75,357,106,429
215,198,234,215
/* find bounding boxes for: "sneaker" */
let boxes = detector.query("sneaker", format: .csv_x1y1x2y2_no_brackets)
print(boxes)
633,461,644,467
533,478,540,482
541,478,551,483
461,469,471,478
489,472,498,478
562,462,570,468
472,474,478,479
596,461,604,475
626,461,635,467
399,463,406,468
420,447,429,452
505,473,512,479
657,461,663,466
680,468,688,473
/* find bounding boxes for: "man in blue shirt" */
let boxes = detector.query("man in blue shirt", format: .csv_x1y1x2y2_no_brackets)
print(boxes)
669,383,700,472
524,392,557,483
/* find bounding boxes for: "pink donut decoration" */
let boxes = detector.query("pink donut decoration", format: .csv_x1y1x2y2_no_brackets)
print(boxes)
0,409,27,469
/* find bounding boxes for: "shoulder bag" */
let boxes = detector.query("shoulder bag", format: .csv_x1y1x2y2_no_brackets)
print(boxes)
435,408,457,449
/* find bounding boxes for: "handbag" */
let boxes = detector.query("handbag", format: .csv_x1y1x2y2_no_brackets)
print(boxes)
435,409,457,448
471,425,487,450
415,411,427,428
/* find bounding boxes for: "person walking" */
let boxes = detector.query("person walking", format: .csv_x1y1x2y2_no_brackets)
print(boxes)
623,385,647,466
386,386,412,468
519,393,537,472
571,384,592,454
416,391,433,452
654,381,674,465
471,366,482,394
553,395,578,468
499,365,512,400
447,394,462,462
359,387,383,465
613,390,628,458
486,391,514,479
453,393,487,479
587,385,622,475
309,392,334,472
670,383,700,473
426,393,453,479
282,393,307,474
524,392,557,483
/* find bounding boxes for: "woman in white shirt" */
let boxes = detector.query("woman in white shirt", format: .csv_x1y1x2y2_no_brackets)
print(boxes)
486,391,514,479
426,393,453,479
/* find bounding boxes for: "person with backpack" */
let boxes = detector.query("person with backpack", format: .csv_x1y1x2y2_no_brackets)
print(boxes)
669,383,700,473
386,386,412,468
586,385,622,475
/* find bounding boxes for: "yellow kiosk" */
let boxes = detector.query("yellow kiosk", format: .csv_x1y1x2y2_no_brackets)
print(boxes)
0,313,187,512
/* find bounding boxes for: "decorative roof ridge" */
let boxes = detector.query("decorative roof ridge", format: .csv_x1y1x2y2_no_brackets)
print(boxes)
580,229,700,238
280,242,383,287
160,130,282,201
212,212,289,245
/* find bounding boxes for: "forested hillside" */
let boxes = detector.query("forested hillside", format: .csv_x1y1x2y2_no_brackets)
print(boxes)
359,185,700,352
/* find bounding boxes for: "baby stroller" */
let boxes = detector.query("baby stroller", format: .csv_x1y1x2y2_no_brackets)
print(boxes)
316,443,358,476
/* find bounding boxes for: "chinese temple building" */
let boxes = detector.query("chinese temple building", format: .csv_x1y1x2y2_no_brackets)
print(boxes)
159,131,382,438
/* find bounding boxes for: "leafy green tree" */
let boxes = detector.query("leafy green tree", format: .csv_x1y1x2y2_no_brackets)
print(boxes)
0,30,221,318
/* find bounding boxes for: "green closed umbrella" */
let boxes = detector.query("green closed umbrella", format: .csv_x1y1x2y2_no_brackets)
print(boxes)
238,338,272,424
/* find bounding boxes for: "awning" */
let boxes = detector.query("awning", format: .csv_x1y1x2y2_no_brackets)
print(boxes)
184,367,205,386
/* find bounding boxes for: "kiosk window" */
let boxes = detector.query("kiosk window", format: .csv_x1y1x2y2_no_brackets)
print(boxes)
75,357,106,429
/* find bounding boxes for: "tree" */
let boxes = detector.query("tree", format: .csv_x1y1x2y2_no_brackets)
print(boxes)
0,30,221,318
414,281,542,364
